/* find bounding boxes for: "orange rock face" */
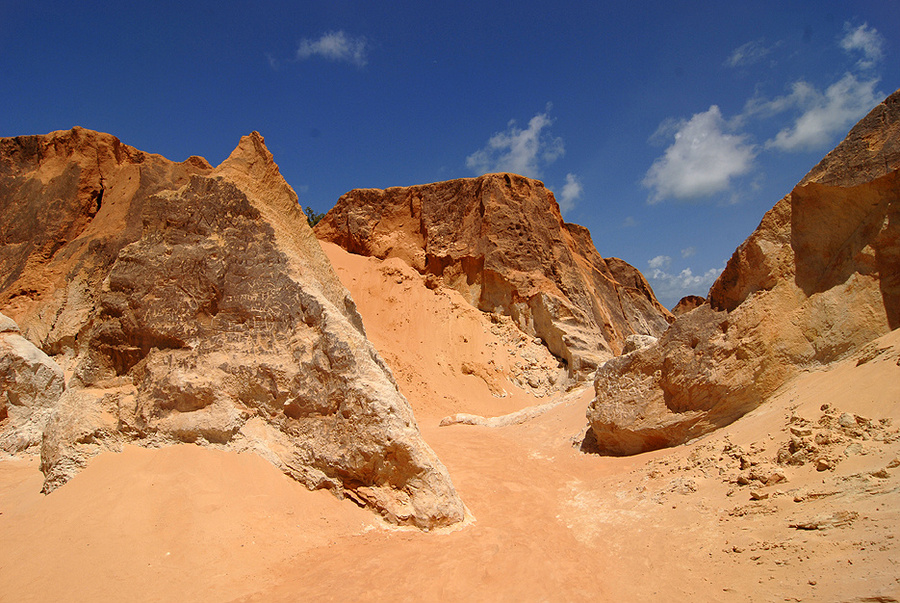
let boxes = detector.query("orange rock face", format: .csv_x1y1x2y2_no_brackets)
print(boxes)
0,127,213,351
588,88,900,455
0,128,464,528
315,173,672,375
671,295,706,316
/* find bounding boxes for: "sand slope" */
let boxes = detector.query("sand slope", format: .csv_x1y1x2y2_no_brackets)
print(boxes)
2,244,899,602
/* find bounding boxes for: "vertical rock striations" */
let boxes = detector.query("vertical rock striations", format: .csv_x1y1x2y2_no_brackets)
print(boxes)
315,173,672,376
0,128,464,529
588,88,900,454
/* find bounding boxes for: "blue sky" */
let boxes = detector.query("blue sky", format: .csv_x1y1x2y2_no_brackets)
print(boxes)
2,1,898,308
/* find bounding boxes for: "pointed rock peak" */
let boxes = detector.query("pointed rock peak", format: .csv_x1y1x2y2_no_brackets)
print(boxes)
219,131,275,169
213,131,297,206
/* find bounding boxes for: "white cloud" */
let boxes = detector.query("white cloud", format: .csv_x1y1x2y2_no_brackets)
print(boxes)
743,80,819,118
766,73,883,151
466,108,565,177
840,23,885,69
648,255,671,271
647,258,723,308
680,246,696,259
558,173,582,213
642,106,756,203
297,31,369,67
622,216,637,228
725,39,778,68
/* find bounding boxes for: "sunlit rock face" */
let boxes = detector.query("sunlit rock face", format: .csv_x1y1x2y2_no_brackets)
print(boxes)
0,127,464,529
588,88,900,455
316,172,672,377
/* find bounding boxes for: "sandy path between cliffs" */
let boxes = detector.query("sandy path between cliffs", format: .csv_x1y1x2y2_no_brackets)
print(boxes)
1,244,898,603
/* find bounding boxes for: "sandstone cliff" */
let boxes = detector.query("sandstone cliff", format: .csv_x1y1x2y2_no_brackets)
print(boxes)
315,173,672,375
0,128,464,528
588,88,900,454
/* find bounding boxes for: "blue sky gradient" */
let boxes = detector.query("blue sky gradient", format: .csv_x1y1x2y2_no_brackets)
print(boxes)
2,1,898,307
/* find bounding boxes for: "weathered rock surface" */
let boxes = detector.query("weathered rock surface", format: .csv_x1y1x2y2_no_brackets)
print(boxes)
672,295,706,316
315,173,672,375
0,127,214,353
0,128,464,528
0,312,65,452
589,88,900,455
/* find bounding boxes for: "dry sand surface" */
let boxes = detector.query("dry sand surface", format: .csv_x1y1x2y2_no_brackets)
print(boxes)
2,244,899,602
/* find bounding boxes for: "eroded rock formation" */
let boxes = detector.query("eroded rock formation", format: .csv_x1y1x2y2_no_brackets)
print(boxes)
588,88,900,455
0,128,464,528
0,312,65,452
671,295,706,316
315,173,672,375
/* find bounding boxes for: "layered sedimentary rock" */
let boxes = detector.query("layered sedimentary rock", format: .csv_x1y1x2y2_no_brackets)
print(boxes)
588,88,900,455
315,173,672,375
0,128,464,528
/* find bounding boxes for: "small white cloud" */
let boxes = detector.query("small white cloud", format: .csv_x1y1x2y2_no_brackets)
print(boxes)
647,259,723,308
642,106,756,203
622,216,637,228
297,31,369,67
766,73,883,151
466,108,565,177
840,23,884,69
558,173,582,213
681,246,697,259
725,39,778,68
743,80,819,118
648,255,672,271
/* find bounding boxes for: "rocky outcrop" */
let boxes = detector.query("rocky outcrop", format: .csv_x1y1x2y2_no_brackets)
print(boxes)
0,127,214,353
315,173,672,375
588,88,900,455
0,312,65,452
709,88,900,314
672,295,706,316
0,128,464,528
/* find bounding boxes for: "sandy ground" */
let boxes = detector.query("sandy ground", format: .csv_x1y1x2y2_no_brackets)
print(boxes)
1,244,899,603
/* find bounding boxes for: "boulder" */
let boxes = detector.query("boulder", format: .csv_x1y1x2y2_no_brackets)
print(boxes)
621,334,658,355
588,88,900,455
0,312,65,452
0,128,464,528
315,173,672,375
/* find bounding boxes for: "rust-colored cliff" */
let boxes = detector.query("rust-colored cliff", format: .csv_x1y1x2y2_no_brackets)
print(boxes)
315,173,672,376
0,128,464,528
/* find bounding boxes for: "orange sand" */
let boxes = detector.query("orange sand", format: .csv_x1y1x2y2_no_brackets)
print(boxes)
1,244,898,603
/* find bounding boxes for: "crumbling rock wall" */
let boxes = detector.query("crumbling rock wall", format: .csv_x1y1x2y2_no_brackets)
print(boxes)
315,173,672,375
